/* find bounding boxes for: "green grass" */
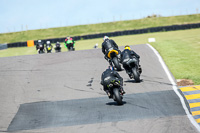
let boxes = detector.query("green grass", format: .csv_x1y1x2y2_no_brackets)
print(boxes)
150,29,200,85
0,14,200,44
1,28,200,84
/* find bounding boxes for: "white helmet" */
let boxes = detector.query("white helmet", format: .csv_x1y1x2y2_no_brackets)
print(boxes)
38,40,41,42
46,41,50,44
103,36,109,41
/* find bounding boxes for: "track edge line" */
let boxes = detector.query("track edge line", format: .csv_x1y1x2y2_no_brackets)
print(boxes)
146,43,200,132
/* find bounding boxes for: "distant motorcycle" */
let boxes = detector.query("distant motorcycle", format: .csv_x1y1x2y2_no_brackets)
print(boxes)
106,48,122,71
107,78,124,105
46,45,52,53
38,44,45,54
122,57,141,82
54,42,62,53
46,41,52,53
67,43,75,51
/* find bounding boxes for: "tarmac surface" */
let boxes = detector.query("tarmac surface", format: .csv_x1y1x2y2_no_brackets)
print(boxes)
0,44,199,133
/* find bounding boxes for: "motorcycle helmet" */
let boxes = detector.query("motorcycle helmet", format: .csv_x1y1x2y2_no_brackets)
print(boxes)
103,36,109,41
38,40,41,43
124,45,131,50
46,41,50,44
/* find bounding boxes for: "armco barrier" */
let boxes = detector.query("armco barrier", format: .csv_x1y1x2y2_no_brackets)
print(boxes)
0,44,7,50
6,23,200,48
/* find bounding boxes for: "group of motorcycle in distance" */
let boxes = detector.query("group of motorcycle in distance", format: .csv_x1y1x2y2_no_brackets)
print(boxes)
36,38,75,54
36,36,141,105
101,36,142,105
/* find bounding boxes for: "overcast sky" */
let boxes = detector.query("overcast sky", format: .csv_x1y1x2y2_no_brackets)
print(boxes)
0,0,199,33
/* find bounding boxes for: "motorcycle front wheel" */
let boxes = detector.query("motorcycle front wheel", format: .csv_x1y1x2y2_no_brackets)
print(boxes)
39,50,43,54
69,47,73,51
113,88,123,105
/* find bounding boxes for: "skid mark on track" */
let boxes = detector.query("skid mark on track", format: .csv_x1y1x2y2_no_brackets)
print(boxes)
64,85,105,95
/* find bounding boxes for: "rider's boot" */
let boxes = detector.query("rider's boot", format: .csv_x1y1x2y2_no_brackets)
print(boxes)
105,90,112,98
108,59,113,66
120,87,126,95
126,70,133,79
129,74,133,79
117,53,121,60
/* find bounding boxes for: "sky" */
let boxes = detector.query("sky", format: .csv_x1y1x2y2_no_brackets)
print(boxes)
0,0,200,33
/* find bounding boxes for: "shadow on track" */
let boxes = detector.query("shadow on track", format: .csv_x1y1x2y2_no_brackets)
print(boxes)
106,101,127,106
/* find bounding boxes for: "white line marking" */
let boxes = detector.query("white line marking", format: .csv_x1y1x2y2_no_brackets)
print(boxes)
146,43,200,132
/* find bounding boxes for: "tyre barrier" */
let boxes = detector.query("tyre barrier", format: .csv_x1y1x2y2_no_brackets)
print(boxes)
6,23,200,48
7,42,27,48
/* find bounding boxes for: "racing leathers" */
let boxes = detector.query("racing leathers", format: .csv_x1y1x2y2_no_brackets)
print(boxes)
101,68,125,98
45,43,53,52
102,39,121,64
55,42,61,51
36,42,45,53
121,49,142,77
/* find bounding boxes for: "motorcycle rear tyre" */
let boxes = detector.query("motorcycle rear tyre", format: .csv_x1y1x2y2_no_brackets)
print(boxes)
113,57,121,71
132,67,140,82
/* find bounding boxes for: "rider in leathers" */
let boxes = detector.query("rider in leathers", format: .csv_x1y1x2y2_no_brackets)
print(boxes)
102,36,121,65
45,41,53,52
54,41,61,52
121,45,142,78
36,40,45,53
64,36,75,50
101,66,125,98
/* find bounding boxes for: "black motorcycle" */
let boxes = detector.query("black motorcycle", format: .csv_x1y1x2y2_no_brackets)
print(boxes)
54,43,62,53
122,57,141,82
106,48,122,71
67,43,75,51
107,78,124,105
38,44,45,54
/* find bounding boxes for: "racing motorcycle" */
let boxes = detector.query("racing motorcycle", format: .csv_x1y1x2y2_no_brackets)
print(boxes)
46,45,52,53
107,78,124,105
107,48,122,71
67,43,75,51
37,44,45,54
54,43,62,53
123,57,141,82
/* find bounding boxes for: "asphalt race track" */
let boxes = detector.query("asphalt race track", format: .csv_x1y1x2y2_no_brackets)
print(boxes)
0,44,199,133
